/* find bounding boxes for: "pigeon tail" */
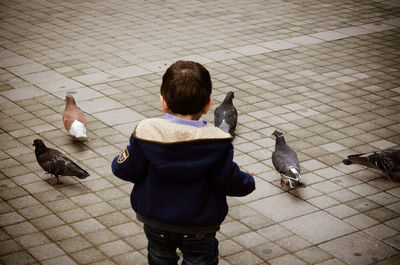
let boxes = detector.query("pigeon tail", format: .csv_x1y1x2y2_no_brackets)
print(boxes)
286,166,301,182
345,152,379,169
280,166,303,188
218,119,230,134
75,169,90,179
69,120,87,140
342,159,353,165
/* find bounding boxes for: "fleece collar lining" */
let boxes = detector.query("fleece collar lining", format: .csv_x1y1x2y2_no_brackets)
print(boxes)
134,118,232,143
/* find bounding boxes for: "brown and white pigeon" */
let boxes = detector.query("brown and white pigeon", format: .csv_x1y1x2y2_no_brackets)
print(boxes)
63,94,87,140
271,129,305,188
214,91,237,136
33,139,90,185
343,149,400,182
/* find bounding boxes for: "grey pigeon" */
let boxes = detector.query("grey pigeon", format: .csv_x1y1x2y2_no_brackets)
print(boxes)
214,91,237,136
271,129,305,188
33,139,90,184
343,149,400,182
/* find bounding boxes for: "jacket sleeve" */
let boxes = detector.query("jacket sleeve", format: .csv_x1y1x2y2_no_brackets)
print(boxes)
111,134,147,183
211,144,255,196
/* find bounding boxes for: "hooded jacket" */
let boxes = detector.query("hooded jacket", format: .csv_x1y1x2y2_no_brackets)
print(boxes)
111,118,255,233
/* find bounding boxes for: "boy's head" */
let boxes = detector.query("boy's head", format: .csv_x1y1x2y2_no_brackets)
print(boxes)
160,60,212,116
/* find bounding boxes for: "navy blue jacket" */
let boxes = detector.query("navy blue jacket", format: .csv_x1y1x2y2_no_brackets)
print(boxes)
111,118,255,233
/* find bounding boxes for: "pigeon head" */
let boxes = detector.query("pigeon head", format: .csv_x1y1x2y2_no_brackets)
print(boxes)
32,139,47,153
65,94,76,106
272,129,284,138
32,139,45,147
223,91,235,104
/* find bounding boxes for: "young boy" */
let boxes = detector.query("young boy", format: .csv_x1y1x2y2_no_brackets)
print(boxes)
111,60,255,265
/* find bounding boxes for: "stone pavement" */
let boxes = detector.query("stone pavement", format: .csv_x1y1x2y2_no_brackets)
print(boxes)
0,0,399,264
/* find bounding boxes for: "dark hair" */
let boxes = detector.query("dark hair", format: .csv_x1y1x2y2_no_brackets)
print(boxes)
160,60,212,115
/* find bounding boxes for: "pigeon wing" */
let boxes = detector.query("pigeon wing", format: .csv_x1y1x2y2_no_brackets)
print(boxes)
272,146,300,176
46,148,89,179
214,105,225,127
63,107,86,131
225,107,237,131
36,151,59,175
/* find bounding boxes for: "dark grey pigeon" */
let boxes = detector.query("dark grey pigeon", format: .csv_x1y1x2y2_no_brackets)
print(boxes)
271,129,305,188
343,149,400,182
214,91,237,136
33,139,90,185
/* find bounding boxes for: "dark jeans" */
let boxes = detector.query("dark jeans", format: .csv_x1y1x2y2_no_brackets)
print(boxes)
144,224,219,265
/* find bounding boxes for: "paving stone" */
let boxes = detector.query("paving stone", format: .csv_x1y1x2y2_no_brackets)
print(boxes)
0,250,36,265
27,243,65,261
98,240,133,257
16,232,50,249
58,236,92,253
328,188,361,203
295,246,332,264
58,208,91,223
346,197,380,213
367,192,399,206
0,211,25,226
96,212,130,227
124,233,147,251
232,231,269,249
92,108,145,126
84,229,119,245
257,225,293,241
363,224,398,241
70,248,106,264
112,251,147,265
269,253,307,265
41,255,77,265
44,225,78,241
316,258,347,265
224,250,263,265
4,221,38,237
385,216,400,232
219,239,244,257
325,204,359,219
275,234,312,252
30,214,64,230
110,222,143,238
71,218,105,234
307,195,340,209
249,193,317,222
365,207,399,223
343,213,379,230
281,211,356,245
0,239,22,256
319,231,398,264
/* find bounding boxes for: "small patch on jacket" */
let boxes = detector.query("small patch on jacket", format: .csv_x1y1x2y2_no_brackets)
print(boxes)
117,148,129,163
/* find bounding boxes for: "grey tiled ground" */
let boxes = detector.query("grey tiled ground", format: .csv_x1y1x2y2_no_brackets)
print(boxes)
1,0,400,264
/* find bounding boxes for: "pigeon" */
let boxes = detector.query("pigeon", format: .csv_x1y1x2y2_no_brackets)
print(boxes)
343,149,400,182
33,139,90,185
214,91,237,136
271,129,305,188
63,94,87,140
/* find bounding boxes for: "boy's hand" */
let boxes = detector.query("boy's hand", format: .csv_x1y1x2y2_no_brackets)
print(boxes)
248,171,256,190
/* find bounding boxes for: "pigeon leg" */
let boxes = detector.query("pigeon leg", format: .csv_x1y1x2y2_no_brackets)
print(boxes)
386,176,396,182
288,179,294,189
55,175,62,185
